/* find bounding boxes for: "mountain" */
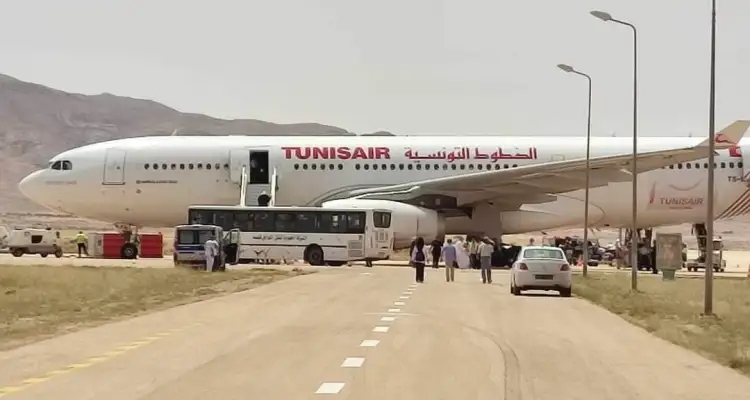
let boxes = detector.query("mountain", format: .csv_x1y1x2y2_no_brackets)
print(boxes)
0,73,358,211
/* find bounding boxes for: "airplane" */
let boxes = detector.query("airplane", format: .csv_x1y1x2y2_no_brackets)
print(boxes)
17,120,750,256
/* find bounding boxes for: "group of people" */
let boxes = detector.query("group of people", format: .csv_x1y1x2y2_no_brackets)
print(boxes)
409,236,497,284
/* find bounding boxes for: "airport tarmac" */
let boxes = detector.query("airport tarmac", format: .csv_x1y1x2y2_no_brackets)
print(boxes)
1,267,750,399
2,251,749,279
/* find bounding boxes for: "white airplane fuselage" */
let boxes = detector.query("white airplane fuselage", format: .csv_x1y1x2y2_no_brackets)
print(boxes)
18,135,750,245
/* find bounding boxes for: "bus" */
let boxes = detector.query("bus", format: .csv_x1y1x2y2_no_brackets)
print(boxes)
187,205,393,266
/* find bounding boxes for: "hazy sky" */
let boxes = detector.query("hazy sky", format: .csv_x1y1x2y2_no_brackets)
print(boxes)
2,0,748,136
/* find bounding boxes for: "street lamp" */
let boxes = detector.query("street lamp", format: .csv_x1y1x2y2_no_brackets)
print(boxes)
590,10,639,291
704,0,717,316
557,63,593,278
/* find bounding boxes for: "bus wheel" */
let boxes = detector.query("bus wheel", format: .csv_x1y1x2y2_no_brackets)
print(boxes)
121,243,138,259
305,245,325,266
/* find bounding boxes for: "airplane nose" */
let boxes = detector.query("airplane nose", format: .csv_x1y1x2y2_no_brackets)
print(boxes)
18,170,44,204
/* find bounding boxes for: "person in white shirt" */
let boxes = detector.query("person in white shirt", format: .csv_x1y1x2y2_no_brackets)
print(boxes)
478,238,495,284
204,235,220,272
441,238,458,282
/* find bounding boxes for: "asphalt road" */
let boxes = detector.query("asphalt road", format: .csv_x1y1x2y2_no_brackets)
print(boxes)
1,267,750,399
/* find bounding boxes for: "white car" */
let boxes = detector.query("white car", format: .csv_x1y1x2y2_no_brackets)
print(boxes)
510,246,572,297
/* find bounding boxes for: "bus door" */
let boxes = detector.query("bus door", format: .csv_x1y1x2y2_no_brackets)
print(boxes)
224,228,241,265
369,211,393,258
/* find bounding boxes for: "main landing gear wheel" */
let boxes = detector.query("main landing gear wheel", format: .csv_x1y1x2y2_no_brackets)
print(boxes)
121,243,138,259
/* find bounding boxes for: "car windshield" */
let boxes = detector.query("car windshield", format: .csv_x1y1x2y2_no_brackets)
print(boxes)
523,248,565,260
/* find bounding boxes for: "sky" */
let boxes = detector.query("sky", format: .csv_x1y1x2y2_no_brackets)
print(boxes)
2,0,748,136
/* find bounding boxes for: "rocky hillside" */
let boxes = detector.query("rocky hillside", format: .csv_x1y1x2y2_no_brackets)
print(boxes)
0,73,360,211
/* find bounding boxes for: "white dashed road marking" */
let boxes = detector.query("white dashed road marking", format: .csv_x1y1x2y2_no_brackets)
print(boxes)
399,296,410,299
388,308,401,313
316,382,346,394
360,340,380,347
341,357,365,368
394,301,405,306
380,316,396,322
373,326,389,333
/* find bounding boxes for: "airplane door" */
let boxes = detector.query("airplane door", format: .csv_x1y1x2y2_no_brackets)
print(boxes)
102,149,127,185
229,149,250,183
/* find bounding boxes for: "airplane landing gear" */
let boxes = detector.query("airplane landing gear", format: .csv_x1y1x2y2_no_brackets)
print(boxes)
114,223,140,260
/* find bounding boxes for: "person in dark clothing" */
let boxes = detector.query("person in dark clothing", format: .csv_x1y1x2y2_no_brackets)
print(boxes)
411,237,426,283
430,239,442,269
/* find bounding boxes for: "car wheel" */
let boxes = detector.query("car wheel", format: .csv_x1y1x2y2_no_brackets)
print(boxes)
560,287,572,298
512,285,522,296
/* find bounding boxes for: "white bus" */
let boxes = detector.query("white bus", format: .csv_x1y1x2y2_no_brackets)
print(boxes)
187,205,393,266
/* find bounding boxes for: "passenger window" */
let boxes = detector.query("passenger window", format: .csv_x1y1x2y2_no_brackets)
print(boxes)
721,162,726,168
153,163,159,170
504,164,509,169
416,164,422,170
729,162,735,168
686,163,691,169
408,164,413,170
451,164,457,170
180,164,185,170
171,164,176,170
355,164,361,170
460,164,466,170
295,212,318,231
383,164,388,170
373,212,391,228
372,164,378,170
213,211,233,230
469,164,475,170
669,165,674,169
294,164,300,170
740,162,744,168
364,164,370,170
197,163,203,170
188,164,194,170
320,163,325,170
399,164,404,170
390,164,396,170
161,163,167,170
215,163,221,170
338,164,343,170
303,164,309,170
275,212,295,232
320,212,347,233
144,163,150,170
253,212,274,231
329,164,335,170
345,212,365,234
512,164,518,168
312,164,317,170
677,164,683,169
206,163,212,170
477,164,483,170
223,164,229,170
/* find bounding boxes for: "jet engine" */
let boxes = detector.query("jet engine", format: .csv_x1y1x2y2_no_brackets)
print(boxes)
321,199,445,249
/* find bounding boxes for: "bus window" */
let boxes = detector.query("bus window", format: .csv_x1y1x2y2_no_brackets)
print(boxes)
320,212,347,233
373,212,391,228
346,212,366,234
188,209,212,225
214,211,234,230
253,211,274,231
177,229,214,245
233,212,249,230
275,212,295,232
295,212,318,232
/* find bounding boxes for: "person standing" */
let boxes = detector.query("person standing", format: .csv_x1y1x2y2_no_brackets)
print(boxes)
430,239,442,269
74,231,88,258
441,238,457,282
204,235,220,272
478,237,494,284
411,237,426,283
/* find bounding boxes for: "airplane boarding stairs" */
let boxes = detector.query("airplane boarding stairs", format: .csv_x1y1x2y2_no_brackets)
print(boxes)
237,166,279,206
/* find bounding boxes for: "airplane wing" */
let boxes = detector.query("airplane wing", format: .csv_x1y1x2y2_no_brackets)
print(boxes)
344,120,750,208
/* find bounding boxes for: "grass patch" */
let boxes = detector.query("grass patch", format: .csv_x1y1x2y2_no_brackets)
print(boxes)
573,273,750,376
0,264,311,350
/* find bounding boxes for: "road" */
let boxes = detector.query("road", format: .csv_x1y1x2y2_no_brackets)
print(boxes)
1,267,750,399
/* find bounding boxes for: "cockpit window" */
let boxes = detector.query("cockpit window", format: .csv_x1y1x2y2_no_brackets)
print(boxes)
49,160,72,171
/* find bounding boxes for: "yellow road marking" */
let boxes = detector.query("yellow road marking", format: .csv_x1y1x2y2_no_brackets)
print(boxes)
0,326,193,397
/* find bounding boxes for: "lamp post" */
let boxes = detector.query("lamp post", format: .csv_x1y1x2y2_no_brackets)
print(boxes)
557,63,592,278
704,0,717,316
590,10,639,290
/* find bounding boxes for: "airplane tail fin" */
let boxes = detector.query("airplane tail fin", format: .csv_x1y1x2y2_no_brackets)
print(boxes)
696,120,750,149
